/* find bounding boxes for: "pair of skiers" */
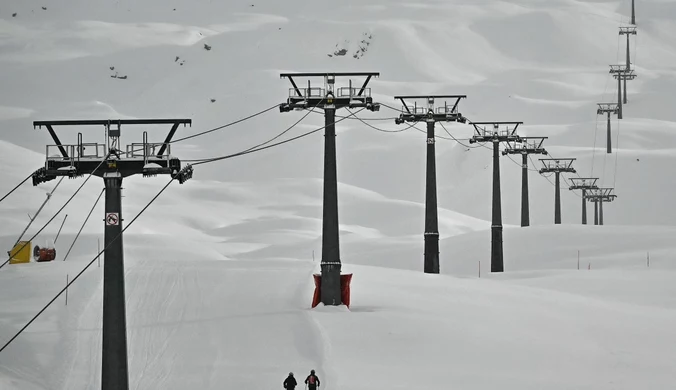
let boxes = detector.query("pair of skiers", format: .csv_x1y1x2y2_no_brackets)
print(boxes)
284,370,320,390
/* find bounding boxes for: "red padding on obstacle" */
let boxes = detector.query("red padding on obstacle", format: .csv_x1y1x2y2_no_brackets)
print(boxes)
312,274,322,308
311,273,353,308
340,274,353,308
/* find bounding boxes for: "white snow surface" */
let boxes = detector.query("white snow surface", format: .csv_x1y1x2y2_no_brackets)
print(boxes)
1,0,676,389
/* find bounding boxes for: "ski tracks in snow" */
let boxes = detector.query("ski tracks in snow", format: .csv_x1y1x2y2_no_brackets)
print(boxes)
128,255,187,390
290,265,340,390
31,251,336,390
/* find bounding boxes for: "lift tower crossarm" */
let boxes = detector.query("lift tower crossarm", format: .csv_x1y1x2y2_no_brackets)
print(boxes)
31,119,191,183
569,177,599,224
538,158,576,174
468,121,523,273
394,95,467,124
502,136,547,155
30,118,193,390
33,119,192,161
34,119,192,126
587,187,615,199
502,136,548,227
279,72,380,306
470,121,522,140
279,72,381,112
393,95,468,274
569,177,599,191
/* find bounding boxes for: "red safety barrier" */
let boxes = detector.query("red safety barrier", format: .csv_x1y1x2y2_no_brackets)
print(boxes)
311,273,353,308
340,274,352,307
312,274,322,308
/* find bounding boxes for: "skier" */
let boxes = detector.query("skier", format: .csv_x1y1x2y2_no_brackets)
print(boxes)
284,372,297,390
305,369,320,390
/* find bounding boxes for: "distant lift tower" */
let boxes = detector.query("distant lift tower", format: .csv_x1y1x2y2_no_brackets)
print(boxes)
609,65,637,119
30,119,194,390
502,136,548,227
393,95,467,274
568,177,599,225
620,26,638,102
538,158,576,225
586,188,617,225
620,27,637,73
279,72,380,305
597,103,619,154
469,122,522,273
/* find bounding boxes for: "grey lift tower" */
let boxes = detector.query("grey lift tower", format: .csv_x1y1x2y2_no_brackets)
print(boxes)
619,26,638,104
31,119,193,390
538,158,576,224
597,103,619,153
609,65,637,119
393,95,467,274
502,136,548,227
469,122,522,273
620,26,637,75
279,72,380,305
631,0,636,25
586,188,617,225
569,177,599,224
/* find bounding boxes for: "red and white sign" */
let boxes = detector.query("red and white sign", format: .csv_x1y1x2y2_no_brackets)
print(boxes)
105,212,119,226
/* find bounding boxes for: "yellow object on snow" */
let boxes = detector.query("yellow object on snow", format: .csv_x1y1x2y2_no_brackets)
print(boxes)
9,241,31,264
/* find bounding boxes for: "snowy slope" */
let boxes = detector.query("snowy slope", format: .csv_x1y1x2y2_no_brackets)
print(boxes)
3,231,676,390
1,0,676,389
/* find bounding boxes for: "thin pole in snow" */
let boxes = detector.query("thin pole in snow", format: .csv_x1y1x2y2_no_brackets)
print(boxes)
588,262,591,270
647,251,650,268
577,250,580,270
55,214,68,244
65,274,69,306
312,250,315,262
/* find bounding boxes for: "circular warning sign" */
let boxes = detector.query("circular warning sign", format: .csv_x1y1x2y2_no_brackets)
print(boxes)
105,212,119,226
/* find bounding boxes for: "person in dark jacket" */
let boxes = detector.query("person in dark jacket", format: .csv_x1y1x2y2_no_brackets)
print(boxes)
305,370,320,390
284,372,297,390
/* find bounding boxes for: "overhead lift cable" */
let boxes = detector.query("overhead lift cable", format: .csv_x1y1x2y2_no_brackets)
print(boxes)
187,107,367,165
171,104,280,143
307,109,400,122
122,102,308,163
0,173,33,204
0,152,111,270
345,108,418,133
62,187,105,262
239,101,322,154
121,103,281,157
438,122,484,149
12,177,65,249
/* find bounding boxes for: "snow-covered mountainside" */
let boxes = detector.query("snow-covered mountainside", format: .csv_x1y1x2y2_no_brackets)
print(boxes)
1,0,675,389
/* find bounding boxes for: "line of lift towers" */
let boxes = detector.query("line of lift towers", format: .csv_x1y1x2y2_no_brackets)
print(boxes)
20,2,636,389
